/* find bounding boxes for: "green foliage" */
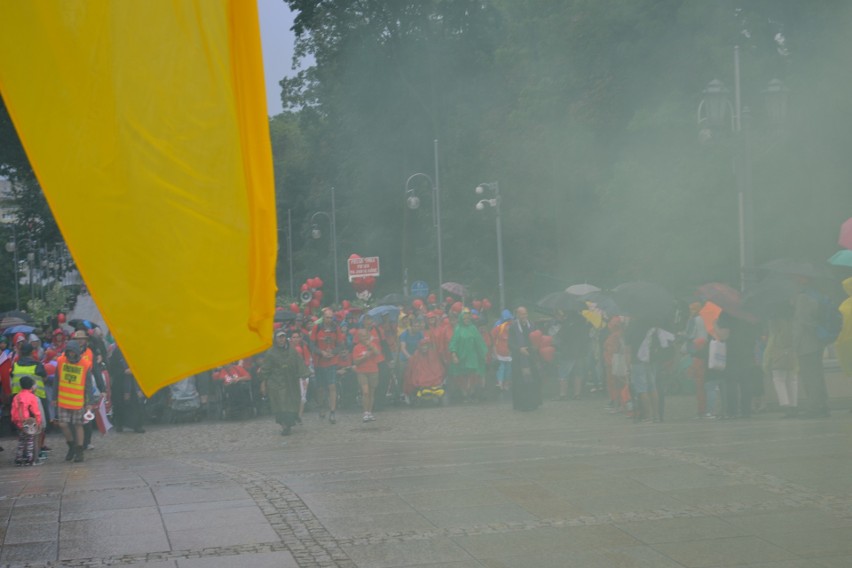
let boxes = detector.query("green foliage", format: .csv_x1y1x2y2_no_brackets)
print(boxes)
26,282,70,327
273,0,852,305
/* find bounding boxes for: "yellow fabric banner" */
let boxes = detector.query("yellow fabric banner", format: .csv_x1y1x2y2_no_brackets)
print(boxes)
0,1,276,395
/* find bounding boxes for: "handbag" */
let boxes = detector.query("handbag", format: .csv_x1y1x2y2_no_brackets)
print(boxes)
708,339,727,371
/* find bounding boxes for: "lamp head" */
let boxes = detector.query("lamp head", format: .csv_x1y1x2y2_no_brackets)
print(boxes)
311,226,321,239
407,195,420,210
475,185,485,195
475,201,486,211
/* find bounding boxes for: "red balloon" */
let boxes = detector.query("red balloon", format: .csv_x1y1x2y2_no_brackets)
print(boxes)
273,322,283,330
412,299,424,310
541,335,553,348
349,253,361,260
57,313,66,323
445,296,454,304
540,345,555,362
342,299,351,309
472,300,482,311
451,301,463,314
290,303,299,313
364,276,376,290
427,294,436,304
314,290,324,301
301,283,309,292
482,299,492,311
529,329,543,349
314,277,324,289
309,298,321,309
303,306,312,316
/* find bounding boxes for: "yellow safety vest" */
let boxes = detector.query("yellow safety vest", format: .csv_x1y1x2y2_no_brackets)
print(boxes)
57,359,90,410
11,362,46,399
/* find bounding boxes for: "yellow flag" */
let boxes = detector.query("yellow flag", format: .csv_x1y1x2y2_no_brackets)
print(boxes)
0,1,276,395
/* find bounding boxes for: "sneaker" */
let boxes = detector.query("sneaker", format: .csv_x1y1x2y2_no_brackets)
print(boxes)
329,412,336,424
38,450,48,459
85,444,95,451
704,413,717,420
41,446,52,453
363,413,370,422
367,413,376,421
31,457,46,466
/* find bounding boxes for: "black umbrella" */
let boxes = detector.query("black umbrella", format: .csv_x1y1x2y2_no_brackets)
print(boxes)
274,310,298,323
611,281,676,324
0,311,35,330
536,291,585,313
742,277,798,319
377,293,411,306
696,282,757,322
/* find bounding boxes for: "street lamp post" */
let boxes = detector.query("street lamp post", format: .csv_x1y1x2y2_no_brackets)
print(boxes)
4,231,19,310
404,139,444,303
310,187,339,305
698,46,787,293
475,182,506,312
287,208,295,299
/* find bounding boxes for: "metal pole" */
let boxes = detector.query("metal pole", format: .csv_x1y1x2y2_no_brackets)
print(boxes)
12,227,19,310
331,187,339,305
494,183,506,312
733,45,747,293
434,139,444,304
287,208,294,298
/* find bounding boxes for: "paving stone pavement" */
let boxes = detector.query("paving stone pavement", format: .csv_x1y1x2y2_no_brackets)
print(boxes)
1,393,851,568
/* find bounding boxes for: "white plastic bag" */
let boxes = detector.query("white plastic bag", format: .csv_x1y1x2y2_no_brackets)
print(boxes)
708,339,727,371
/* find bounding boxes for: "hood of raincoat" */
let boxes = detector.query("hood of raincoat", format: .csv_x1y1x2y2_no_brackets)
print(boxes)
844,277,852,297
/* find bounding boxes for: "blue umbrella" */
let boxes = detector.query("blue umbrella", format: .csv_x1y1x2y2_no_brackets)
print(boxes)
3,324,35,335
365,305,400,321
829,250,852,268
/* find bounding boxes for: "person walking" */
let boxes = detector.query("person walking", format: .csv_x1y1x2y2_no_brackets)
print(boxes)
683,301,709,417
352,329,381,421
108,346,146,433
309,307,346,424
260,330,310,435
55,341,97,462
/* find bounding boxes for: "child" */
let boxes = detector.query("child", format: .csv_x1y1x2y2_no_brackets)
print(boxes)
12,376,43,466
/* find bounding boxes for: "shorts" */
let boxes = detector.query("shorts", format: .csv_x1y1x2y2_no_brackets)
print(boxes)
357,372,378,390
558,358,586,381
314,365,338,388
630,362,656,394
56,406,86,425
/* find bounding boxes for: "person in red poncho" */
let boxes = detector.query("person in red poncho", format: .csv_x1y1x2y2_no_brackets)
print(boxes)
403,338,445,398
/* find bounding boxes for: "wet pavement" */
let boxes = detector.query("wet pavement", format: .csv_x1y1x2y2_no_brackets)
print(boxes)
1,392,851,568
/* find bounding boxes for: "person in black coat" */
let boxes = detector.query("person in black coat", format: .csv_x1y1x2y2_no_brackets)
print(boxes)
508,307,542,411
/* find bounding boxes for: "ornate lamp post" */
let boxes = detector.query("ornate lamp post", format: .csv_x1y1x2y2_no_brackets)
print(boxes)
698,47,788,292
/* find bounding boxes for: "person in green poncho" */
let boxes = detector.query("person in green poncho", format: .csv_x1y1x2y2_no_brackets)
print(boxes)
259,330,310,435
449,308,488,402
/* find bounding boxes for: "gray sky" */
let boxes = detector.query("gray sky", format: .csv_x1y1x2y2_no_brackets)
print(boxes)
258,0,299,116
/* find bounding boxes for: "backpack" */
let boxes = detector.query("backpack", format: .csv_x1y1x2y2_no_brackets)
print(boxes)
807,290,842,345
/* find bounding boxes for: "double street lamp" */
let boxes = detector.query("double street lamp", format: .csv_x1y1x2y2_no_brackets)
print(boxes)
404,139,444,303
698,46,788,292
475,181,506,312
310,187,339,305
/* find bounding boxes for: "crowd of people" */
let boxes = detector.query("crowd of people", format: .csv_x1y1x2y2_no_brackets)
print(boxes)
1,272,850,460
